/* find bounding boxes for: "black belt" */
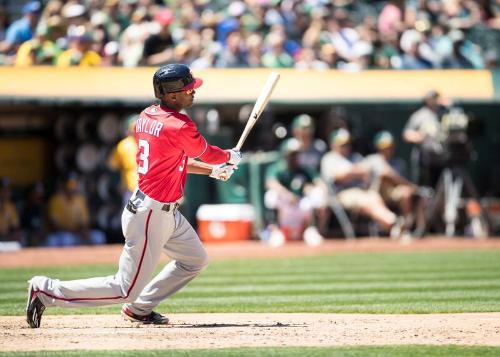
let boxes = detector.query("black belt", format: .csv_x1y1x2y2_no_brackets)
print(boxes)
127,190,179,214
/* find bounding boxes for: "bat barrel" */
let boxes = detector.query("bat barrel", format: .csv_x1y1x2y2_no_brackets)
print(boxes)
235,72,280,151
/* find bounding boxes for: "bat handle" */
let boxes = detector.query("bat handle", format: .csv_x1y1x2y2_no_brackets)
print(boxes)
235,126,251,151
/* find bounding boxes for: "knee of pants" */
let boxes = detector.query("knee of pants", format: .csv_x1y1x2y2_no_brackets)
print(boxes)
183,251,209,273
196,252,210,271
114,274,144,303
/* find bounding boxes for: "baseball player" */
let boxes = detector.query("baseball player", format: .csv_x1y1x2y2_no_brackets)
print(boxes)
26,63,242,328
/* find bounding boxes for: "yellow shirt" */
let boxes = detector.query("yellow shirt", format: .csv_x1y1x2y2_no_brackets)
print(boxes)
56,49,102,67
48,192,89,231
0,201,19,236
15,39,60,66
109,136,138,192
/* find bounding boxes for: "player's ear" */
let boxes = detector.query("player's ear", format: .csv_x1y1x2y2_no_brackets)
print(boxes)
164,92,176,102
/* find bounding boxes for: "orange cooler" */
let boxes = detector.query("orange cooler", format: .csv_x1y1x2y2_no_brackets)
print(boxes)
196,204,255,242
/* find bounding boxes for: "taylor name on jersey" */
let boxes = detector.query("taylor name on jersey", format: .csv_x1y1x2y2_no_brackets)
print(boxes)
136,117,164,138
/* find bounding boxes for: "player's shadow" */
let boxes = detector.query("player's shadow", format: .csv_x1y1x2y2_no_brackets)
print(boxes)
172,322,303,328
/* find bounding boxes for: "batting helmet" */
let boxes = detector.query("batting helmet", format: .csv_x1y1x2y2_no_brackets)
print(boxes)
153,64,203,98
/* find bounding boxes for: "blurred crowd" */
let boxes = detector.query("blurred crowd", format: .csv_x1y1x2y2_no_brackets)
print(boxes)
0,174,105,248
0,0,499,69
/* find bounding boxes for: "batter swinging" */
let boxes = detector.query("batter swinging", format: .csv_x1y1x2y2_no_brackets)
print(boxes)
26,64,242,328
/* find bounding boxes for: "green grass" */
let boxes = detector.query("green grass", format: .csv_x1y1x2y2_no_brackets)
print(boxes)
2,346,500,357
2,250,500,315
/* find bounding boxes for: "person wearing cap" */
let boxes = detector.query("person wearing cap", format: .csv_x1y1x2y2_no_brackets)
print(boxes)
108,114,139,204
14,18,64,66
363,131,421,237
26,64,241,328
0,1,42,60
141,8,175,66
403,90,447,187
56,27,101,67
321,128,402,237
283,114,327,172
264,138,327,244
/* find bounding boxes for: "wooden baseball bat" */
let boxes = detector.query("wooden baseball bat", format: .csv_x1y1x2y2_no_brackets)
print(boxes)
235,72,280,151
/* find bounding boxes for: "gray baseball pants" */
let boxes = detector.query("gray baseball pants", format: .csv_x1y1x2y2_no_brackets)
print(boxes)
30,189,209,316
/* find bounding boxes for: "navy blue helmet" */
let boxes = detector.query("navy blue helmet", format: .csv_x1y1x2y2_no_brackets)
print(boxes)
153,64,203,98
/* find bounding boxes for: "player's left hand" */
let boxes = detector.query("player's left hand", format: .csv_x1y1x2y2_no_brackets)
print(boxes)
209,164,237,181
227,148,242,166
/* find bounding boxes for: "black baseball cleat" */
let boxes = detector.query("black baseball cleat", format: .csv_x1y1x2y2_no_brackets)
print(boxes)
26,281,45,328
121,306,169,325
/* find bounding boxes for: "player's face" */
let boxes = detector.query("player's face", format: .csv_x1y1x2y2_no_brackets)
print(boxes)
175,89,195,108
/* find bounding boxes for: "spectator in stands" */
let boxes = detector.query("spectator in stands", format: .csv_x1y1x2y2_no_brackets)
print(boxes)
15,17,64,66
378,0,405,36
0,1,42,64
294,47,329,70
0,177,21,243
140,8,174,66
0,0,497,69
60,3,87,41
403,90,447,187
108,114,138,204
101,40,120,66
216,1,244,44
284,114,327,172
245,32,264,67
100,0,130,39
119,7,151,67
321,128,402,237
35,0,64,42
261,31,294,68
56,27,101,67
46,175,105,246
264,139,326,244
443,29,484,69
399,29,433,69
216,30,248,67
443,0,481,30
318,43,338,68
363,131,423,237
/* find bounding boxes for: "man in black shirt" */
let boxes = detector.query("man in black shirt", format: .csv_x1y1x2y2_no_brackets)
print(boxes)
141,8,175,66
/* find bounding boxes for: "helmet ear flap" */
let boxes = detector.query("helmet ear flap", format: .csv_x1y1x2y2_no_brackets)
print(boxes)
153,78,164,99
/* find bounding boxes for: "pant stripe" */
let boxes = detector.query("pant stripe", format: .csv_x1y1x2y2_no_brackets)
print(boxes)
35,209,153,302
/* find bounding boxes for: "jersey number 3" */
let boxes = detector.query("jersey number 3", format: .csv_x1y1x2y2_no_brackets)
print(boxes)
137,139,149,174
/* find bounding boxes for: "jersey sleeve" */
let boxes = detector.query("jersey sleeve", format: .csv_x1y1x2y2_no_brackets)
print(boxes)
5,23,20,44
176,121,230,164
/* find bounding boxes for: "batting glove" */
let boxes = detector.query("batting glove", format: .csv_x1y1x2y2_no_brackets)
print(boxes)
209,164,236,181
227,148,242,166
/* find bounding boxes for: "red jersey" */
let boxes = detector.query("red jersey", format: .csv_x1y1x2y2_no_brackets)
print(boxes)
135,104,229,203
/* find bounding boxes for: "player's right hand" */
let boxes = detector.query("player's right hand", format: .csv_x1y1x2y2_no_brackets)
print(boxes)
227,148,242,166
209,164,237,181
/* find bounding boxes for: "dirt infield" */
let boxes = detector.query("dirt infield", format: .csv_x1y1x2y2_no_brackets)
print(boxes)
2,313,500,351
1,236,500,268
2,237,500,351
